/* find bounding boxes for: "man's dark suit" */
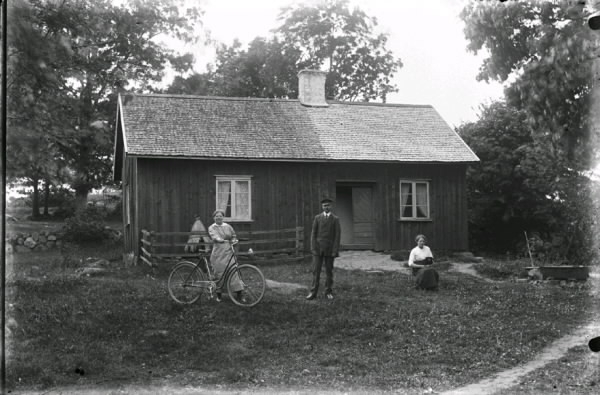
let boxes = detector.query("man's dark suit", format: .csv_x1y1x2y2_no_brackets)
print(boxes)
310,212,341,295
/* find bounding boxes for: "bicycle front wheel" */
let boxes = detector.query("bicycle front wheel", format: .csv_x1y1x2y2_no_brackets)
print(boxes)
168,260,206,304
228,264,266,307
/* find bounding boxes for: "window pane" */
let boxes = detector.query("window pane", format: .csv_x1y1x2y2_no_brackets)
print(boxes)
416,183,429,218
217,181,232,217
234,181,249,219
400,183,412,205
235,180,249,194
400,183,413,217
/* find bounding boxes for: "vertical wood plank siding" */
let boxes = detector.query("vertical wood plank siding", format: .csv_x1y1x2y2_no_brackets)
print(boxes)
131,158,469,255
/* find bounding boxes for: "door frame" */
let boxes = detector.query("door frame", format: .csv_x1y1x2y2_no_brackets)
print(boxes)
336,181,376,250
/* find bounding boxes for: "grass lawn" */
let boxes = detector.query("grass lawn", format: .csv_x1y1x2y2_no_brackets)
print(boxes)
5,243,599,394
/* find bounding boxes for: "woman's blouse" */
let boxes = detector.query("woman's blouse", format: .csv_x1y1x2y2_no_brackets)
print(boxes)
408,245,433,267
208,223,236,243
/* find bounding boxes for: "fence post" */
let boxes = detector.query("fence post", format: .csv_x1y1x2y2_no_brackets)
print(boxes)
150,231,155,262
138,230,144,266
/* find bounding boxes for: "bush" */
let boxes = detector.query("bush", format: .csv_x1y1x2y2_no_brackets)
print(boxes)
63,205,109,243
107,199,123,220
51,195,77,219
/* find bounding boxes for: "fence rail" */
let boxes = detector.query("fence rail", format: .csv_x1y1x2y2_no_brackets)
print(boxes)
139,227,305,267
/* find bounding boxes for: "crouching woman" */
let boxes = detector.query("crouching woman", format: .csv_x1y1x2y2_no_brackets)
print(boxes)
408,234,439,291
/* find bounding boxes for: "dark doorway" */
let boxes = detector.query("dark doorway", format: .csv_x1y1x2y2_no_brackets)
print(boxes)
336,184,375,250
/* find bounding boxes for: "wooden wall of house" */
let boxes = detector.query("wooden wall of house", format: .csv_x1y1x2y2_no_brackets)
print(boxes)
122,155,136,253
131,158,469,255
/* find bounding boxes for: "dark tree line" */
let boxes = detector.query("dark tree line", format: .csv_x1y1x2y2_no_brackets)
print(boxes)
7,0,203,216
458,1,599,263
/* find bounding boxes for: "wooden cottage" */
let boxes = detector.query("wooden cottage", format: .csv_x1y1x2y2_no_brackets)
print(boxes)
113,70,479,257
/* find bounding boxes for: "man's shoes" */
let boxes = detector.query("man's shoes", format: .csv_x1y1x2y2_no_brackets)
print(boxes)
326,293,334,300
215,293,222,302
305,293,316,300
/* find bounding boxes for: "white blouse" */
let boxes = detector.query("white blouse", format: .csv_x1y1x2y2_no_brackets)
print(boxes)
408,245,433,267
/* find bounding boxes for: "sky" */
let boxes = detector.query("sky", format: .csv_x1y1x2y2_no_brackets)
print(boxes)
187,0,506,128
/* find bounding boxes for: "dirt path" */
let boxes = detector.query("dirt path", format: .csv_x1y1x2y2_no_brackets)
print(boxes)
440,321,600,395
448,262,499,283
335,250,411,274
265,279,307,294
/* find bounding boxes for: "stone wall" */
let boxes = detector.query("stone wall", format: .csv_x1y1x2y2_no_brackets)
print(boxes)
6,231,64,253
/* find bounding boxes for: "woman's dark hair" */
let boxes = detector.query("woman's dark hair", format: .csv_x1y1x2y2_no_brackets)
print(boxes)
212,209,226,217
415,234,427,243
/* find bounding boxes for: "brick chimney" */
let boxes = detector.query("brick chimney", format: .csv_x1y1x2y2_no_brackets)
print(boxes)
297,69,329,107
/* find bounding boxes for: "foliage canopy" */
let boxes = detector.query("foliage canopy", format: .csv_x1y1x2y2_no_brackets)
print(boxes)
459,1,600,262
7,0,203,212
167,0,402,102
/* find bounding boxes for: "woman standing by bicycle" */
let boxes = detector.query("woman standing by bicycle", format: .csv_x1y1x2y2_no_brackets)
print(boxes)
208,209,245,302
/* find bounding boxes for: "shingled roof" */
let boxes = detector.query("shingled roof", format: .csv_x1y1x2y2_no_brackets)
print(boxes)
116,93,479,163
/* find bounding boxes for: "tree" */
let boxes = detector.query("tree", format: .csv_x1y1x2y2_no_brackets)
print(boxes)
461,0,598,168
459,102,597,262
460,1,599,262
167,0,402,102
7,0,204,210
168,37,302,98
276,0,402,101
5,127,62,218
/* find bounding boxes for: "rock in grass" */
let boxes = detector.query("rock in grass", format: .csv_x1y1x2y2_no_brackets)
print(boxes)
24,237,36,249
528,268,543,281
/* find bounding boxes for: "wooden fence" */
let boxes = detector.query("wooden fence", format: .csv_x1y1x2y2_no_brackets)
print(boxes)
139,227,305,267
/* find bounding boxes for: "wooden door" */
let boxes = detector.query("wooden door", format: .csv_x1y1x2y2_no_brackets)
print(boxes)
351,187,374,247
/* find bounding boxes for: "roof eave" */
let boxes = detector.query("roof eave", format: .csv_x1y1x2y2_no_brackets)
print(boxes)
126,153,479,164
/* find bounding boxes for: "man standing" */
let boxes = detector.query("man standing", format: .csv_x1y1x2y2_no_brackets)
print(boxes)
306,198,341,300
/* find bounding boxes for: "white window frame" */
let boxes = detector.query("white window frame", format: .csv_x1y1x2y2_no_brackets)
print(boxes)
215,175,253,221
399,180,430,220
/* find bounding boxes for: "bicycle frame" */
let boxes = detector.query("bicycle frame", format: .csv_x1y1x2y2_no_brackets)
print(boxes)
188,241,240,296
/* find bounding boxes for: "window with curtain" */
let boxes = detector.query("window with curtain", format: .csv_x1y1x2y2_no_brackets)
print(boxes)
399,180,430,220
215,176,252,221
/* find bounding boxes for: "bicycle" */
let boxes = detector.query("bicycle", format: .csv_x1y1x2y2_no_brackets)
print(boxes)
167,240,266,307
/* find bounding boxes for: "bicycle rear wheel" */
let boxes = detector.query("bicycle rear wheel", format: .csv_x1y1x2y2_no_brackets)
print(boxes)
228,264,266,307
168,260,206,304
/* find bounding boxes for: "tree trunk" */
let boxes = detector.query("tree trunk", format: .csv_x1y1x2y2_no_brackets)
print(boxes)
31,179,40,219
74,185,89,211
43,179,51,216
